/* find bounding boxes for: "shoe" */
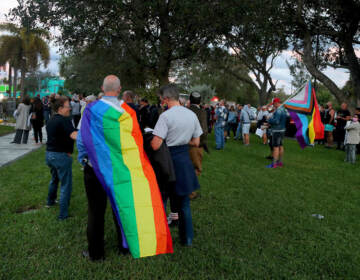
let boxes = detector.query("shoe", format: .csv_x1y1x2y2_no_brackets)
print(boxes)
181,238,193,247
119,247,130,255
82,250,104,262
277,162,283,167
266,163,278,168
45,200,58,208
57,215,73,221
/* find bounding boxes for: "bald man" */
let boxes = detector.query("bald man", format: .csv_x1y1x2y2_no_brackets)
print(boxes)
77,75,129,261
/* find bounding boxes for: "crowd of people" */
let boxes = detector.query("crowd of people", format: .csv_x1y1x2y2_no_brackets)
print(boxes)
9,76,360,261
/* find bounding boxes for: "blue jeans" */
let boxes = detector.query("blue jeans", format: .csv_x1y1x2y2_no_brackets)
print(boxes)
43,110,50,124
177,195,193,245
235,123,243,140
215,126,225,149
46,151,73,220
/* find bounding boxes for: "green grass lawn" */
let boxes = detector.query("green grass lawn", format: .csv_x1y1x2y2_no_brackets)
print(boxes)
1,135,360,279
0,124,15,136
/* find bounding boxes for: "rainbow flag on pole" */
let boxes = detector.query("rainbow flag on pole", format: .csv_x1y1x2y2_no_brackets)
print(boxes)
78,98,173,258
284,81,324,149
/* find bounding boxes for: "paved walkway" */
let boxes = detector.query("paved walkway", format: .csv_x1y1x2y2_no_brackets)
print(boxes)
0,127,47,168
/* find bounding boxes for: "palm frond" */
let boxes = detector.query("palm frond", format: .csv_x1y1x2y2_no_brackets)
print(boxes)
0,23,20,34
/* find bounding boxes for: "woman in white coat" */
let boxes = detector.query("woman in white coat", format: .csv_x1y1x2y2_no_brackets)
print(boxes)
11,96,32,144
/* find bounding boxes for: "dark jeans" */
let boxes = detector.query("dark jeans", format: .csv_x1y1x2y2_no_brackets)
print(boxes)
46,151,73,220
227,122,237,137
44,110,50,124
13,129,29,144
84,164,124,260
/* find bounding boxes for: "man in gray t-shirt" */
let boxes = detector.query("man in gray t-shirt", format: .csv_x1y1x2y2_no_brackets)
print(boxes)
153,105,203,147
151,84,202,246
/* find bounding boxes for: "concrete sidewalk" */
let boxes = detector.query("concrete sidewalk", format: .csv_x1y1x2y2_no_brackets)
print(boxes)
0,127,47,168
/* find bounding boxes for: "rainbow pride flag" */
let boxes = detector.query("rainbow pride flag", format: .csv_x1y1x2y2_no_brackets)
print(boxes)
284,81,324,149
78,98,173,258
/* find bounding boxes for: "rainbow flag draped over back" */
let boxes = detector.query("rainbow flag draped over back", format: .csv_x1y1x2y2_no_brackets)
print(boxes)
284,81,324,149
78,98,173,258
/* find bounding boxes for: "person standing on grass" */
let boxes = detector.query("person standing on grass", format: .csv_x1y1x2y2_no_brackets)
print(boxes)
257,106,269,145
45,97,78,220
335,102,351,150
267,98,287,168
240,104,253,146
188,91,208,200
151,84,202,246
214,100,227,150
11,95,31,144
71,96,81,128
30,97,44,144
235,104,243,140
324,102,336,148
227,106,238,139
77,75,129,261
344,115,360,164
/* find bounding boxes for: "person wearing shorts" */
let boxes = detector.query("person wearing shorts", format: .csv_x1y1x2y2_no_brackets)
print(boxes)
267,98,287,168
240,105,253,146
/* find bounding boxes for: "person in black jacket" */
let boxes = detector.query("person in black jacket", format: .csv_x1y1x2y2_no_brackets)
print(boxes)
31,97,45,144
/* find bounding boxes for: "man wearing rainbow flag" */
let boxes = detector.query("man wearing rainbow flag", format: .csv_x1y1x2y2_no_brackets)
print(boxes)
77,75,173,260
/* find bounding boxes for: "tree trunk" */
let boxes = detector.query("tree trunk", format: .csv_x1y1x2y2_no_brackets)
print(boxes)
20,66,26,99
158,67,170,86
302,32,350,106
342,35,360,108
8,64,12,99
258,88,269,106
13,69,18,99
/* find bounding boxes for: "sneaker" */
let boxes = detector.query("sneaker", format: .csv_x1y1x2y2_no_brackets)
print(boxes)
45,200,58,208
82,250,104,262
277,162,283,168
266,163,278,168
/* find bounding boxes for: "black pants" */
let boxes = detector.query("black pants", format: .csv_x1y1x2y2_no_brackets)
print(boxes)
33,123,43,143
84,164,124,260
227,122,237,137
73,115,81,129
13,129,29,144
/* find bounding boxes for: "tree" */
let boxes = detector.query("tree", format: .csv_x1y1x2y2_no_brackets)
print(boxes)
173,60,258,105
21,0,226,85
0,22,50,98
219,0,288,105
59,46,153,95
282,0,360,108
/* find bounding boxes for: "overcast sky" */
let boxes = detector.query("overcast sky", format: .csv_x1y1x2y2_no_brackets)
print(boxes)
0,1,350,94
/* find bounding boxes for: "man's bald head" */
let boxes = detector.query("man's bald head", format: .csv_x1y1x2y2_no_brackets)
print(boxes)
102,75,121,93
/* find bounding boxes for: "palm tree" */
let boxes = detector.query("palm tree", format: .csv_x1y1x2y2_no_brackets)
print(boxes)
0,23,50,98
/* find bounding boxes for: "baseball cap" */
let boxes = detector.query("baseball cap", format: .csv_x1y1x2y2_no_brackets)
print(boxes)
271,97,281,105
